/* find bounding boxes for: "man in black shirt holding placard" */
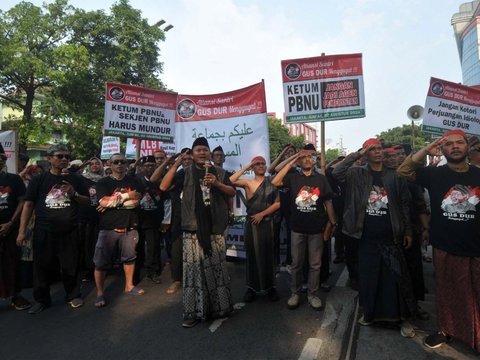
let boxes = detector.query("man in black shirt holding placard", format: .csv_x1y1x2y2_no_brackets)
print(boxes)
93,153,144,307
17,144,89,314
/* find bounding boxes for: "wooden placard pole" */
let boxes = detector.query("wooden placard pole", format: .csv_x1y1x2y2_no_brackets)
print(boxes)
320,53,326,175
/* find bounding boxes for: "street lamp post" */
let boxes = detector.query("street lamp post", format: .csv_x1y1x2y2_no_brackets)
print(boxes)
407,105,424,150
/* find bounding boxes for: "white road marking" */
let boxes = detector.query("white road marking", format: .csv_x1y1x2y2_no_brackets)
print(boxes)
209,317,229,333
298,338,323,360
335,267,349,287
209,303,244,333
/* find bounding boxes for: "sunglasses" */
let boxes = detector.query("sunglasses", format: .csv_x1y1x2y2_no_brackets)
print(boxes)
112,159,127,165
52,154,70,160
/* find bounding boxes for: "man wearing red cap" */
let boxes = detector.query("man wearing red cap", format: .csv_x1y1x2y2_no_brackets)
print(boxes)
272,145,336,311
333,138,416,338
398,129,480,350
230,156,280,302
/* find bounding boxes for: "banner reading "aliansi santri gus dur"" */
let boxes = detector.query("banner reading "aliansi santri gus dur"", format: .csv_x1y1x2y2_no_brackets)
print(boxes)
175,81,270,172
281,53,366,123
422,77,480,136
103,82,177,141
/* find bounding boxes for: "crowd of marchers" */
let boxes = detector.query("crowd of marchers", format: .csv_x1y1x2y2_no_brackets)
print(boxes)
0,129,478,353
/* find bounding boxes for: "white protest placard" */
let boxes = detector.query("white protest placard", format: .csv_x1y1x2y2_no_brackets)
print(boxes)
281,53,365,123
422,77,480,136
175,81,270,172
0,130,17,173
103,82,177,141
100,136,120,160
125,139,176,159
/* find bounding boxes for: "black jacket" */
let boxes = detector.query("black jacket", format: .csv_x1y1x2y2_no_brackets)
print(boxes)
332,152,412,243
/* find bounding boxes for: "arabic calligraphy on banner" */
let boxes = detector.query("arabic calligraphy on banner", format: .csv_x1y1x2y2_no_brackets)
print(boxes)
103,82,177,141
175,81,269,170
281,53,366,123
422,77,480,136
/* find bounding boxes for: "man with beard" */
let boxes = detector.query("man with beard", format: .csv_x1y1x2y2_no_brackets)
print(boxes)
272,146,336,311
17,144,89,314
230,156,280,302
160,137,235,328
398,130,480,351
333,139,416,338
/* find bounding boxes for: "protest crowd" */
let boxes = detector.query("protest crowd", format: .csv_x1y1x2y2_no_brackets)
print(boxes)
0,129,479,354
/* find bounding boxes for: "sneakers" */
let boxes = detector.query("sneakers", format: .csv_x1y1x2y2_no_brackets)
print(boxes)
28,302,46,315
182,318,200,328
243,288,256,303
267,288,280,302
147,273,162,284
358,315,373,326
68,298,84,309
400,321,415,338
11,295,31,311
287,294,300,309
307,295,323,310
424,332,451,349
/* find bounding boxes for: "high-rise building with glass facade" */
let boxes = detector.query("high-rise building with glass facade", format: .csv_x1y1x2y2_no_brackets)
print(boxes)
452,1,480,85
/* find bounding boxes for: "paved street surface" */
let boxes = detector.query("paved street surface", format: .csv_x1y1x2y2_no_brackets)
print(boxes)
0,247,478,360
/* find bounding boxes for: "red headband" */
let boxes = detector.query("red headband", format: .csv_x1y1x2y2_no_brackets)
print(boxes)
251,156,266,164
383,147,397,155
362,138,381,149
443,129,467,141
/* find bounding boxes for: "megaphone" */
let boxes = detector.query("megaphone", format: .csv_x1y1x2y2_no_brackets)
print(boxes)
407,105,424,122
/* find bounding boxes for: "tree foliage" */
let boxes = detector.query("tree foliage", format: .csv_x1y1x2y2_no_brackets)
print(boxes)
376,124,433,149
0,0,166,158
268,117,305,160
325,148,340,163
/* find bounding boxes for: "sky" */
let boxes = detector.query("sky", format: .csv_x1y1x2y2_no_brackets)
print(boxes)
1,0,465,151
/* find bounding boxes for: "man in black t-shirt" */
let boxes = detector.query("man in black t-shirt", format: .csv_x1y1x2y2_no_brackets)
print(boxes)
17,144,90,314
0,144,30,311
272,145,336,311
333,138,415,338
134,155,164,284
92,153,144,307
398,130,480,350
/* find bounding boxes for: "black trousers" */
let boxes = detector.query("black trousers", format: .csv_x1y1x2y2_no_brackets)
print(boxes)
33,227,80,306
136,227,162,280
170,235,183,282
78,221,99,274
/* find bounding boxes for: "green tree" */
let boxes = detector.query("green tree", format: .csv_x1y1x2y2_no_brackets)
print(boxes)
325,148,340,163
0,0,82,144
268,117,304,160
377,124,433,149
0,0,167,158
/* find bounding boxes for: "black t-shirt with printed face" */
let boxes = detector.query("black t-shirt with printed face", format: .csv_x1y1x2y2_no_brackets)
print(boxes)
416,165,480,256
25,172,88,232
283,172,333,234
95,175,144,230
137,175,164,229
0,173,26,224
78,177,100,223
363,170,393,238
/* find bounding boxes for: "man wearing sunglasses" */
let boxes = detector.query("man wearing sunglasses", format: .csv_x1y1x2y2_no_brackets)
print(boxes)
17,144,89,314
92,153,144,307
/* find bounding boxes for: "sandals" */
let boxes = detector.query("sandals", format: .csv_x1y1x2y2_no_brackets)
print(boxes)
94,295,106,308
167,281,182,295
125,286,145,296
